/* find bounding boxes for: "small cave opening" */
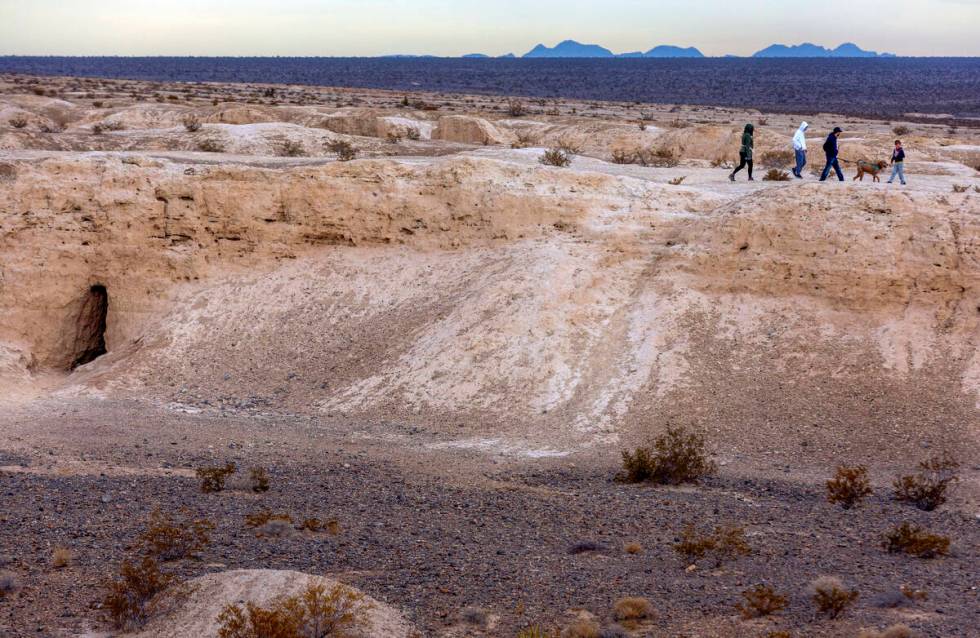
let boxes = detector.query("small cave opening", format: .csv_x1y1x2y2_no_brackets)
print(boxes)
69,285,109,370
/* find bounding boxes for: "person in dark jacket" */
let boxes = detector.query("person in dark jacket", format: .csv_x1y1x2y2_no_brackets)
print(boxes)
819,127,844,181
729,123,754,181
887,139,907,185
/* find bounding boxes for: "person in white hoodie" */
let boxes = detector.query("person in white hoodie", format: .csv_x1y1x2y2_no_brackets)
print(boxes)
792,122,809,179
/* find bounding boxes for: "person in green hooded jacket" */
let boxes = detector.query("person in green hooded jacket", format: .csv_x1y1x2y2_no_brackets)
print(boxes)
729,123,754,181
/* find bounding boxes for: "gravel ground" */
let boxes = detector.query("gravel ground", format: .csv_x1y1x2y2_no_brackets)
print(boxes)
0,407,977,638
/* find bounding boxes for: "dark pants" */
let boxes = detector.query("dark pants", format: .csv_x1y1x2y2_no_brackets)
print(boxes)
794,149,807,177
820,156,844,181
732,152,753,179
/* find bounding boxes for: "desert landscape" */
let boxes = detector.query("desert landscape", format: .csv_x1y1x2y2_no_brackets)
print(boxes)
0,73,978,638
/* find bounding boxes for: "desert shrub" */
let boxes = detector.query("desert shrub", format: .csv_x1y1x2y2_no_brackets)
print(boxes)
511,130,539,149
638,121,647,131
250,467,271,493
636,147,679,168
279,140,306,157
893,452,959,511
198,138,226,153
103,557,176,629
562,620,600,638
0,571,20,599
138,508,214,561
405,127,421,141
196,462,236,493
666,119,690,129
673,524,750,566
760,149,794,168
623,542,642,555
952,184,968,193
508,100,527,117
826,465,873,509
766,633,791,638
518,627,557,638
556,136,584,154
51,547,72,569
92,100,104,108
460,606,488,627
182,115,202,132
9,115,28,129
540,147,572,168
811,576,858,619
328,140,357,161
617,425,715,485
757,117,768,126
245,510,293,528
668,176,686,186
40,122,64,133
882,522,949,558
217,582,370,638
611,149,635,164
857,625,916,638
737,584,787,619
568,540,609,555
763,168,792,181
900,585,928,602
30,86,46,96
612,597,653,621
893,125,911,136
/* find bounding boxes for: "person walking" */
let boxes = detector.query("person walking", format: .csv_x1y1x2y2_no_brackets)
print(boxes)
792,121,809,178
729,123,754,181
819,127,844,182
887,139,907,185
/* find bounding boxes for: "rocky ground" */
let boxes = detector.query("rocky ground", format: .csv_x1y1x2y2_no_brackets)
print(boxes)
0,74,978,637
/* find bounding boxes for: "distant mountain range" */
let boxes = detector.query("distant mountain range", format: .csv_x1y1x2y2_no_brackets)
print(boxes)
455,39,896,59
752,42,895,58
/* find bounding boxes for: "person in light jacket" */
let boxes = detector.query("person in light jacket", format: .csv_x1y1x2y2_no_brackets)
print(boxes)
792,122,808,179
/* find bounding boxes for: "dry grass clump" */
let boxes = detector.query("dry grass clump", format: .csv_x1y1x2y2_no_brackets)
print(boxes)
610,149,637,164
893,452,959,511
562,619,600,638
540,147,573,168
250,467,271,493
612,596,653,622
460,606,488,627
138,508,214,561
518,627,557,638
882,522,949,558
556,136,584,154
668,176,686,186
51,547,72,569
623,542,643,555
673,524,750,566
952,184,968,193
893,125,911,136
327,140,358,161
405,126,421,141
92,120,124,134
760,149,794,168
857,624,916,638
278,140,306,157
508,100,527,117
763,168,792,181
737,584,787,619
766,632,791,638
103,557,176,629
637,147,679,167
0,571,21,599
196,462,237,493
216,582,370,638
182,115,202,132
245,510,293,529
826,465,873,509
198,138,227,153
8,115,28,129
617,426,716,485
811,576,859,619
511,130,539,149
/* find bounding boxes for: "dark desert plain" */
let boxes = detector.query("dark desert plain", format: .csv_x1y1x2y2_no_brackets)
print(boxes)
1,56,979,120
0,59,978,638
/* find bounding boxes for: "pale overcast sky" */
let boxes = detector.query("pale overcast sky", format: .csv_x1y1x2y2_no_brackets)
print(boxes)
1,0,978,57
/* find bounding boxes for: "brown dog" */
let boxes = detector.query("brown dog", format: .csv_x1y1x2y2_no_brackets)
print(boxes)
854,160,889,182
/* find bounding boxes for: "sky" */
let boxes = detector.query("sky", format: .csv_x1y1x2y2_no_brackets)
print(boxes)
1,0,979,57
